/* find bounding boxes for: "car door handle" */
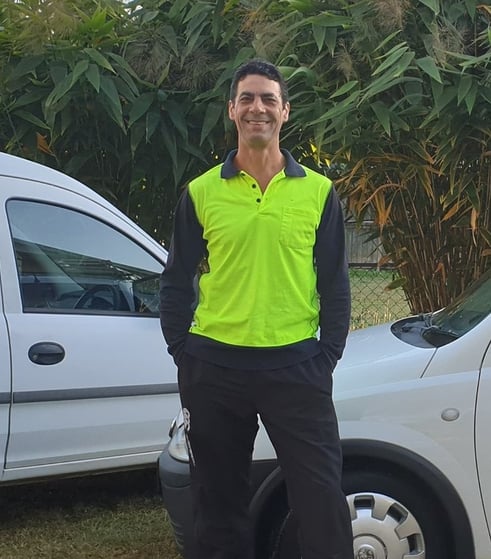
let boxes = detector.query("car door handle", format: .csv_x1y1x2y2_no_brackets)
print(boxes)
28,342,65,365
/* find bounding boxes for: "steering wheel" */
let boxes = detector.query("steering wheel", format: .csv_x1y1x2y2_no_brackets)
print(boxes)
74,284,122,310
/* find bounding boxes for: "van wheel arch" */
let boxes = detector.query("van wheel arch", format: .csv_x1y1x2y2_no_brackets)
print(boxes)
253,440,475,559
342,439,474,559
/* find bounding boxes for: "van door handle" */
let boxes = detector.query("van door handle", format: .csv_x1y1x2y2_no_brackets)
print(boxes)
28,342,65,365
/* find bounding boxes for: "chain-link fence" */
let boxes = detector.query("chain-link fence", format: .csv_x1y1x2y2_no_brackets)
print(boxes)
349,265,410,330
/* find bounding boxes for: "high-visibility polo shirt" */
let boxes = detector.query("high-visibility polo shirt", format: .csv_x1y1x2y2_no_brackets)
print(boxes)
159,149,351,370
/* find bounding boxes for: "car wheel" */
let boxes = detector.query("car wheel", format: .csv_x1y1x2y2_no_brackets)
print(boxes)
263,470,450,559
344,469,450,559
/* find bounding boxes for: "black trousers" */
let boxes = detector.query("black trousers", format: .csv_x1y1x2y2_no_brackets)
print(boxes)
178,353,354,559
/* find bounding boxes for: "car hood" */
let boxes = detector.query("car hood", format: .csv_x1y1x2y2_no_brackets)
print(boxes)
333,321,437,395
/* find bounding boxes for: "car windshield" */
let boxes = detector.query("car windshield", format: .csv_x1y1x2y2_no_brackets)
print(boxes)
430,268,491,337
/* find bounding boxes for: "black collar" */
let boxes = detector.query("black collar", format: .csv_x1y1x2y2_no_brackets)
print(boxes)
220,149,306,179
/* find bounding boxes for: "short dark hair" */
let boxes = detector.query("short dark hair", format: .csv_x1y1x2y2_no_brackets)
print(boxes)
229,59,289,104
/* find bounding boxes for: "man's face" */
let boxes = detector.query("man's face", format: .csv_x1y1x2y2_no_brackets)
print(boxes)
228,74,290,149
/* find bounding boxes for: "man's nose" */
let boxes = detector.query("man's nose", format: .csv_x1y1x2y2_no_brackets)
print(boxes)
250,96,266,111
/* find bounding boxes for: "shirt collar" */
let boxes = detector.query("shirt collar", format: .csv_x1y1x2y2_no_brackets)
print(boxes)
220,149,306,179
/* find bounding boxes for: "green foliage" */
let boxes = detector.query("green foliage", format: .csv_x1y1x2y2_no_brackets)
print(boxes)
0,0,490,310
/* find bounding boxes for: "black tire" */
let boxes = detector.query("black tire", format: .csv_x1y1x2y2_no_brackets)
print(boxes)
263,469,451,559
343,468,451,559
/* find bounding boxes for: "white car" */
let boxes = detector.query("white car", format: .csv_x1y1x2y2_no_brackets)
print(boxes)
0,152,179,484
158,268,491,559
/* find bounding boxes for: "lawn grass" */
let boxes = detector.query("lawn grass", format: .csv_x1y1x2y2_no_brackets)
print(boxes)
0,469,181,559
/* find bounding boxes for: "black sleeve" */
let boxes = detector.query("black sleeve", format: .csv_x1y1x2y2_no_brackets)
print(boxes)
314,186,351,371
159,187,206,365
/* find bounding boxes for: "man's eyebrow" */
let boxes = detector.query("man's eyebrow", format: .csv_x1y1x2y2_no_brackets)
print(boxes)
238,91,280,99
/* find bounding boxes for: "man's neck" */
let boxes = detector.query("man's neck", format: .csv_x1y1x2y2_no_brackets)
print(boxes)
233,146,285,192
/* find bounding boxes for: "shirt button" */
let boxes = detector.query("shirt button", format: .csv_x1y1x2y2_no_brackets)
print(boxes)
252,184,257,189
256,198,261,203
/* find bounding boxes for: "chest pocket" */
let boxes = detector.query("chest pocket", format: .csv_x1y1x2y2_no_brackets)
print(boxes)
279,207,317,248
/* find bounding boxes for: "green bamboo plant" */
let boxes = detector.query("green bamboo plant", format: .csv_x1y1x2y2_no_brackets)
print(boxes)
0,0,489,311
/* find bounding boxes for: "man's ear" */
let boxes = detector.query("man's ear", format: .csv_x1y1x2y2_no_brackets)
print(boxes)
283,101,290,123
228,99,235,121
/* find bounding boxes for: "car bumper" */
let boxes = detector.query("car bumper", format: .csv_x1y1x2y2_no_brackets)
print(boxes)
158,443,192,553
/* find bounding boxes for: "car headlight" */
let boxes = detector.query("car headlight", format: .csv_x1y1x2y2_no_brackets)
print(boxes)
167,409,190,463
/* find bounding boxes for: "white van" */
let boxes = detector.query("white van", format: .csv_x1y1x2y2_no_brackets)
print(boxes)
0,152,179,483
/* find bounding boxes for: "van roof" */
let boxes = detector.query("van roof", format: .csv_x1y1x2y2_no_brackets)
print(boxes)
0,152,97,198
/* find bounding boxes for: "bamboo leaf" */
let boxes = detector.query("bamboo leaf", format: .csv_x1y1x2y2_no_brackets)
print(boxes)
330,81,359,99
288,66,316,86
371,102,391,135
141,10,159,24
304,13,352,27
362,76,414,102
12,90,46,109
416,0,440,14
211,0,225,43
83,48,115,73
7,55,44,82
166,101,188,141
162,25,179,56
129,93,155,128
386,277,406,289
99,75,124,130
457,74,473,105
71,59,89,85
200,102,223,145
325,27,337,56
146,109,161,142
312,24,326,52
372,45,409,76
107,53,140,82
36,132,53,155
464,0,477,19
464,82,478,114
85,63,100,93
160,120,178,170
45,74,74,110
130,121,146,156
373,31,403,53
13,110,50,130
416,56,442,83
480,228,491,247
156,59,172,88
113,76,137,104
442,203,461,221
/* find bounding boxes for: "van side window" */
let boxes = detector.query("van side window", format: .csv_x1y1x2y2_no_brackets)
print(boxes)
7,200,163,315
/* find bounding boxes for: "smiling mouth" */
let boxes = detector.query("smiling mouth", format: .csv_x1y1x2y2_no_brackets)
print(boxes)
246,119,269,124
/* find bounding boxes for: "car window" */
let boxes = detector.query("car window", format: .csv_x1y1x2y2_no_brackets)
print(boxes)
431,267,491,336
7,200,163,315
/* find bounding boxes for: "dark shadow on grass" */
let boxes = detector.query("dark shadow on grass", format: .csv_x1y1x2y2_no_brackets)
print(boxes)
0,468,161,523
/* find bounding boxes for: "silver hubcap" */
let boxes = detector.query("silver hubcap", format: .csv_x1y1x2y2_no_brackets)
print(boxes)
348,492,426,559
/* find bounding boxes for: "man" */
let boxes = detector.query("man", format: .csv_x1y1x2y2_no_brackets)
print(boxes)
160,59,353,559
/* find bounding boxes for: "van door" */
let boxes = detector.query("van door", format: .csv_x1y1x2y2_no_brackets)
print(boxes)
0,177,179,482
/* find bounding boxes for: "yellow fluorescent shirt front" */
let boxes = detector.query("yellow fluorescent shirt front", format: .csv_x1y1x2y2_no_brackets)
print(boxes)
187,158,332,347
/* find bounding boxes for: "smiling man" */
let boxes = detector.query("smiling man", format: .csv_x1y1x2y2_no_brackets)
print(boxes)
159,59,353,559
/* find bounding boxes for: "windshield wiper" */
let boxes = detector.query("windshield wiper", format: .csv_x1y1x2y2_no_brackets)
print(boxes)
421,325,459,346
